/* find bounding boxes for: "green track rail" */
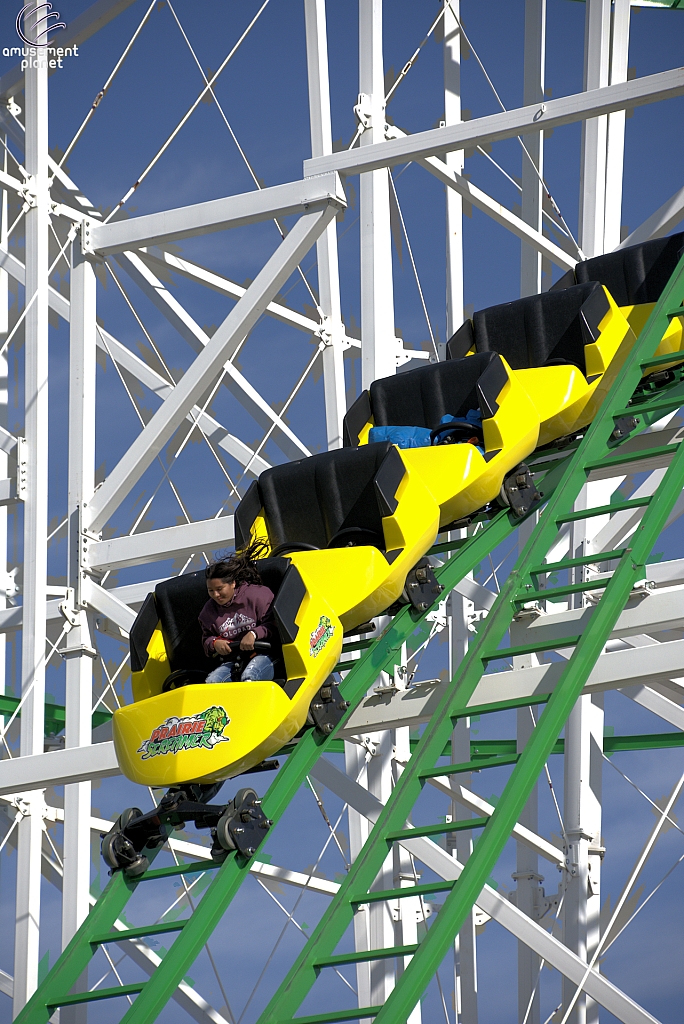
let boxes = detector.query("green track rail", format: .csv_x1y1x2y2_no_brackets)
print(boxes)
15,255,684,1023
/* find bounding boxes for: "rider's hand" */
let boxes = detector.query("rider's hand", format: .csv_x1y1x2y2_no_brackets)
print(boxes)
214,638,232,656
240,630,256,651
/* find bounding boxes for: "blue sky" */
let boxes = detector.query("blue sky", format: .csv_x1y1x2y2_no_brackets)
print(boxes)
1,1,684,1021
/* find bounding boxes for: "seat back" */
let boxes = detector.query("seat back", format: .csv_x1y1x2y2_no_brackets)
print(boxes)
155,571,218,674
256,441,395,551
570,232,684,306
370,352,495,428
447,281,607,372
152,560,291,672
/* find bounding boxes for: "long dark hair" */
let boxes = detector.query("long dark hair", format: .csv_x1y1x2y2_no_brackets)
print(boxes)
205,539,268,587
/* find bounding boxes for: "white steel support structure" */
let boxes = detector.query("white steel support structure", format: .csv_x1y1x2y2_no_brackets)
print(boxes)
512,514,544,1024
520,0,546,295
562,693,604,1024
578,0,611,257
304,0,347,450
2,4,684,1022
13,13,49,1014
444,0,464,337
359,0,396,387
448,580,478,1024
604,0,631,252
61,242,97,951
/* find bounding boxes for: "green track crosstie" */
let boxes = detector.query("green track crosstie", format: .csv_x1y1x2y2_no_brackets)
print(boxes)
15,254,684,1023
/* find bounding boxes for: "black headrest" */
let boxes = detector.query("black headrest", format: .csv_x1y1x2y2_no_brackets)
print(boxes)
255,442,395,551
573,232,684,307
367,352,496,429
447,282,608,373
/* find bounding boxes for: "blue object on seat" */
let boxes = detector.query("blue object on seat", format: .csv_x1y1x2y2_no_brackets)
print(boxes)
432,410,485,455
368,425,432,449
440,409,483,429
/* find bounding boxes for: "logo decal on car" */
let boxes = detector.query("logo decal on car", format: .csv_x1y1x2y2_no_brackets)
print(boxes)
138,706,230,759
309,615,334,657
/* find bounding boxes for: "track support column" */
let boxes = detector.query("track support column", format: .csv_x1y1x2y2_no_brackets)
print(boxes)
603,0,631,252
578,0,611,257
449,577,478,1023
13,10,50,1014
61,240,98,953
444,0,464,336
359,0,396,387
305,0,347,448
520,0,546,296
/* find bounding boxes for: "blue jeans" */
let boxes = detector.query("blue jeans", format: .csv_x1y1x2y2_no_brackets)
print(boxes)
206,654,274,683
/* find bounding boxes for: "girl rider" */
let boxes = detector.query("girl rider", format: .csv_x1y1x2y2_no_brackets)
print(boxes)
199,543,277,682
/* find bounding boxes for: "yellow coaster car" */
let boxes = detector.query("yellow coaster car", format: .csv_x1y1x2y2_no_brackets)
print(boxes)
114,351,546,789
551,232,684,374
446,280,637,446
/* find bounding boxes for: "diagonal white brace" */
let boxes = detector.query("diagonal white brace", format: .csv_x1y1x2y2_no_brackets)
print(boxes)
85,202,339,534
114,250,309,461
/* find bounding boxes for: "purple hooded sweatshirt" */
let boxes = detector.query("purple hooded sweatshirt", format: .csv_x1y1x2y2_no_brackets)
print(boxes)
199,582,276,658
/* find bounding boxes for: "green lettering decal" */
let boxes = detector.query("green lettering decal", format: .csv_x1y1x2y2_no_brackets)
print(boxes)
138,706,230,760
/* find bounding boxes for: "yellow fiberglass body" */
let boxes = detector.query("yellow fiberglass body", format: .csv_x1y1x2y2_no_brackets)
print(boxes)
513,289,637,446
114,448,442,787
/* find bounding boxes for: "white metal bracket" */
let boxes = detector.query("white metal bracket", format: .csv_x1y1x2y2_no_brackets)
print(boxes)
18,177,37,209
80,217,103,258
353,93,373,130
513,601,543,622
15,436,27,501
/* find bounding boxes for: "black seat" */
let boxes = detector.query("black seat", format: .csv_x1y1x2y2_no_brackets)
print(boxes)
446,281,610,376
235,441,405,554
342,351,498,447
130,561,291,677
552,232,684,306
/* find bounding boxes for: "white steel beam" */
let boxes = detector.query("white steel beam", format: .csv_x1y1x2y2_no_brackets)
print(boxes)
415,148,576,272
304,67,684,179
85,203,339,534
141,246,360,347
0,742,120,797
578,0,612,258
359,0,397,388
87,173,346,255
314,758,660,1024
113,250,309,463
603,0,631,251
305,0,346,449
521,0,547,296
61,241,97,952
81,578,137,634
97,325,273,472
444,0,465,336
86,515,235,573
618,184,684,248
563,694,604,1024
13,28,49,1014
